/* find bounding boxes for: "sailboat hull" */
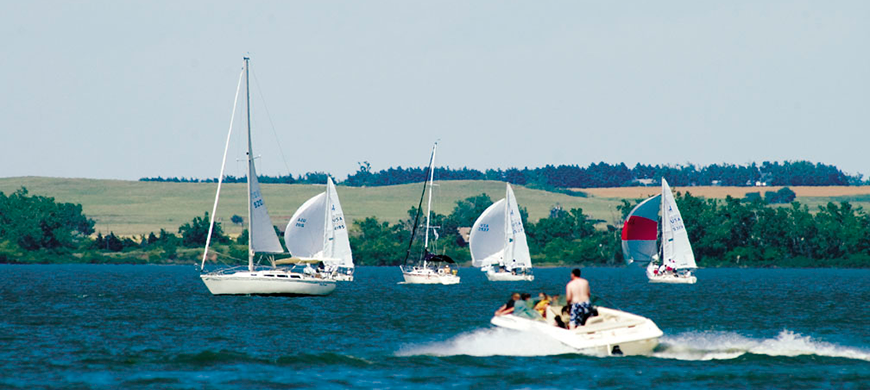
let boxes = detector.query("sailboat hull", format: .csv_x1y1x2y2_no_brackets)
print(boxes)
400,266,460,285
647,274,697,284
485,269,534,282
490,306,662,356
200,270,336,296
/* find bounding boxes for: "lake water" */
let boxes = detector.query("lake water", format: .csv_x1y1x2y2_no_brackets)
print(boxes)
1,265,868,389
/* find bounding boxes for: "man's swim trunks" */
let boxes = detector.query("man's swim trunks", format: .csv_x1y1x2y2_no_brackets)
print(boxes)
570,301,593,326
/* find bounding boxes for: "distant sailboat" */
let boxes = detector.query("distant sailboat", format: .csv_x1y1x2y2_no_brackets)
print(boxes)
621,178,698,284
283,177,354,281
470,183,534,281
399,142,460,285
199,57,336,296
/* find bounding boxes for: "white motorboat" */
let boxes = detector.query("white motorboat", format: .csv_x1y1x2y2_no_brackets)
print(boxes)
198,57,336,296
471,184,534,282
490,306,662,356
284,177,355,282
399,142,460,285
622,178,699,283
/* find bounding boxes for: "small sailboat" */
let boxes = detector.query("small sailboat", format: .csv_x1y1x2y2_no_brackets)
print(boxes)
199,57,336,296
470,183,534,281
283,177,354,281
621,178,698,284
399,142,460,285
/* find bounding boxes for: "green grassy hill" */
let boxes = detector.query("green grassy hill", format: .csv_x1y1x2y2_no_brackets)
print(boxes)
0,177,622,237
3,177,866,238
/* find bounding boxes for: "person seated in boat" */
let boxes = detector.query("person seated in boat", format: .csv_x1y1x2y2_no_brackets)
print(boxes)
499,264,507,273
495,293,521,316
512,293,542,319
566,268,594,329
553,305,570,329
533,292,550,316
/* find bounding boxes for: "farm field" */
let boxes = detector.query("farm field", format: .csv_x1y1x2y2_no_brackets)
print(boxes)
3,177,869,237
0,177,621,237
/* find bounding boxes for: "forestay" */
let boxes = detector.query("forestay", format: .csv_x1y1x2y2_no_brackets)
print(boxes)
661,178,697,269
621,194,661,265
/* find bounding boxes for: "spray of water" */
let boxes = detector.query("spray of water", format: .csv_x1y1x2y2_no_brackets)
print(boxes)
654,330,870,362
398,327,870,362
396,327,576,357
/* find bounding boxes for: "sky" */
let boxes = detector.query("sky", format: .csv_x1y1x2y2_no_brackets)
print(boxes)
1,1,868,181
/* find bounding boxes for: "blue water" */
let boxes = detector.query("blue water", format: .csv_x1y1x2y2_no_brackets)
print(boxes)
1,265,868,389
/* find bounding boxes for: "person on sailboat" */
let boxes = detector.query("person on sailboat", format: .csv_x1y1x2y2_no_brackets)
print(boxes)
566,269,593,329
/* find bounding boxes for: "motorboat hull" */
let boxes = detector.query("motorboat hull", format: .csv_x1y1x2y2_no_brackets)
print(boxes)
485,269,534,282
490,306,662,356
200,270,337,296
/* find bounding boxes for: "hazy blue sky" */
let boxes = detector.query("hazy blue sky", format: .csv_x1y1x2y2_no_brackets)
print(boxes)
1,1,867,181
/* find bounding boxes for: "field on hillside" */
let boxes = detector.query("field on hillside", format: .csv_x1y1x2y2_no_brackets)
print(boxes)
0,178,622,236
4,178,869,237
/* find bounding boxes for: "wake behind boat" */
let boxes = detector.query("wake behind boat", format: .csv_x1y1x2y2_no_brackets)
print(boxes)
199,57,336,296
471,183,534,282
622,178,698,284
490,305,662,356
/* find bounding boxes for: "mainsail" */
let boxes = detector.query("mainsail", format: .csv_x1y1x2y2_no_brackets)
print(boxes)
661,178,697,269
248,162,285,254
505,184,531,269
621,194,661,265
284,177,353,267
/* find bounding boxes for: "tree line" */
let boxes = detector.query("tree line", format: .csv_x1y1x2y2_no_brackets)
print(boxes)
2,186,869,267
141,160,864,189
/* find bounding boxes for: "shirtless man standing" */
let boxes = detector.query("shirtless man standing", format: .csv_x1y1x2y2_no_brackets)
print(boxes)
565,268,592,329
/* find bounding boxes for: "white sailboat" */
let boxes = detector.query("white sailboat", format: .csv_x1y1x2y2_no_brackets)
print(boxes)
283,177,354,281
399,142,460,285
199,57,336,296
621,178,698,284
470,183,534,281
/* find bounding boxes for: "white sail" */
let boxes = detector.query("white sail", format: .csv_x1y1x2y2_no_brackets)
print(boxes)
284,192,327,258
661,178,697,269
470,199,507,267
248,165,285,254
323,177,353,268
505,184,531,269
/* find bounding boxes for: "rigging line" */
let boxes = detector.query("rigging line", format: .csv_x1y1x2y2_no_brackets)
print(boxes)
251,68,293,177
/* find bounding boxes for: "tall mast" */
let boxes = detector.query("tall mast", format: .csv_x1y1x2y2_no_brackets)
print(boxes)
503,183,511,267
245,56,254,271
423,142,437,250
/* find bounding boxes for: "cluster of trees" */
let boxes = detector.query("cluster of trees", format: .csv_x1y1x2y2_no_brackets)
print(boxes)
140,172,331,185
343,161,856,188
745,187,797,204
0,188,94,262
140,160,861,189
